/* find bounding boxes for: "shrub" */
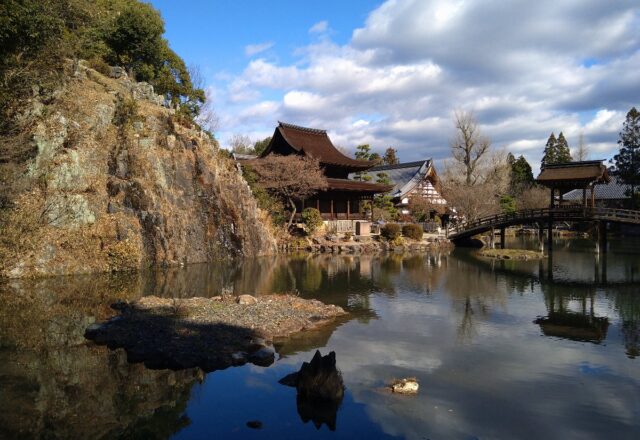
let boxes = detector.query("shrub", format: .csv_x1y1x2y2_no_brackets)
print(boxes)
87,57,111,76
113,95,140,128
402,224,424,240
381,223,401,240
301,207,323,234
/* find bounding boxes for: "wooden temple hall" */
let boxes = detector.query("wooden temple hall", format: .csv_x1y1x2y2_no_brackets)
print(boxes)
258,122,392,220
536,160,611,208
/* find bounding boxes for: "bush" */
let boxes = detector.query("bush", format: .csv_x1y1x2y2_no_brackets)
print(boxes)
87,57,111,76
402,224,424,240
381,223,401,240
301,208,323,234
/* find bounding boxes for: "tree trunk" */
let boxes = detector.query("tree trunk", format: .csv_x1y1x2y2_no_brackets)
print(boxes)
287,198,297,229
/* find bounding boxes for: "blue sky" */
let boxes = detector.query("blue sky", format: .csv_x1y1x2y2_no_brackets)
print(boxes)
147,1,640,172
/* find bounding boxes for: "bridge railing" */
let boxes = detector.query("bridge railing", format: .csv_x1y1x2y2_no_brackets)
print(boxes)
448,206,640,237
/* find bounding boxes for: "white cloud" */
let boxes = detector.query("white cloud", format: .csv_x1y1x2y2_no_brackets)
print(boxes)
244,41,274,57
309,20,329,34
213,0,640,169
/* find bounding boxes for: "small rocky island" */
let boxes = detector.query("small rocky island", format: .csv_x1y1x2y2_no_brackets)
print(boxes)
479,248,544,260
85,294,347,371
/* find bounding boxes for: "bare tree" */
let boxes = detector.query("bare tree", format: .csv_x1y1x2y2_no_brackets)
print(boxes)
450,110,491,185
575,132,590,161
441,149,510,221
249,155,328,227
229,134,254,154
516,186,548,210
188,64,220,134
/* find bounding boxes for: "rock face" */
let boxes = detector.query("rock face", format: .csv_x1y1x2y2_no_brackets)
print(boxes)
0,61,276,278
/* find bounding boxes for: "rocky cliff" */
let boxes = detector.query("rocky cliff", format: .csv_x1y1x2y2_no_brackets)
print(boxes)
0,61,276,278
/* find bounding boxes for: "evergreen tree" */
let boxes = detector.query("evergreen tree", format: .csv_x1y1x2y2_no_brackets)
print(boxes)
541,132,572,168
611,107,640,207
355,144,373,160
541,133,557,169
555,132,572,163
510,155,534,194
383,147,399,165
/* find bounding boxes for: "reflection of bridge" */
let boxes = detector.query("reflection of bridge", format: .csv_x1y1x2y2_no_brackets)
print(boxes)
449,206,640,248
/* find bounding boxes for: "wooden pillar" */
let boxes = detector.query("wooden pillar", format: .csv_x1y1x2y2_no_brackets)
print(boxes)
347,199,350,220
500,227,506,249
490,227,495,249
582,187,587,208
538,226,545,252
549,187,555,208
597,221,607,254
330,199,334,220
591,185,596,208
558,190,564,206
316,198,320,211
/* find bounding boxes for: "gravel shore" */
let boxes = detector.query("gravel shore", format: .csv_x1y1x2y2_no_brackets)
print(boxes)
85,294,347,371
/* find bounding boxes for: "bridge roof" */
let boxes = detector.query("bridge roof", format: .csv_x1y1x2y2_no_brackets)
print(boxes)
537,160,610,188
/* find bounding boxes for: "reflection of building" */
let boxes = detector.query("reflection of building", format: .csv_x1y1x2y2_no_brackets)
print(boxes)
351,160,447,215
254,122,392,220
536,288,609,343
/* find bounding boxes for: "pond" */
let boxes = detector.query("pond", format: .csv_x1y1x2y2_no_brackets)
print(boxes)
1,237,639,439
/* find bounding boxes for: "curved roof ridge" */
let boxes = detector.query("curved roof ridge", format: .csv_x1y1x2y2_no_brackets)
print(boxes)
278,121,327,135
369,159,430,172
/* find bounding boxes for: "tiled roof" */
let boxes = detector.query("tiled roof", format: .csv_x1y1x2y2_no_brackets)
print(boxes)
350,160,431,197
563,175,632,200
537,160,610,185
275,122,373,169
325,178,393,193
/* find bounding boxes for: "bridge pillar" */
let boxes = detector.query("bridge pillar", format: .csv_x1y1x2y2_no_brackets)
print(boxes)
490,227,495,249
597,221,607,254
499,227,506,249
538,227,545,252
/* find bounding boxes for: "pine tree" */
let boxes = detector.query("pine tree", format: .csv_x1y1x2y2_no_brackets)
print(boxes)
611,107,640,208
555,132,572,163
541,133,557,169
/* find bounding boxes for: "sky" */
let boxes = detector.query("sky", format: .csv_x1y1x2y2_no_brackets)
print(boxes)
148,0,640,172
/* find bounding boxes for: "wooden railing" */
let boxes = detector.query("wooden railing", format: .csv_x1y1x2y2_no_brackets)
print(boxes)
449,206,640,238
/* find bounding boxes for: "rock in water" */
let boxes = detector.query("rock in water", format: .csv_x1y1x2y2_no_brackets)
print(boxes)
279,350,345,431
390,378,419,394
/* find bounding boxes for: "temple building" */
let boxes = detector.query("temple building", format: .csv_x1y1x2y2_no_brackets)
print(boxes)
536,160,611,208
352,160,447,216
256,122,392,220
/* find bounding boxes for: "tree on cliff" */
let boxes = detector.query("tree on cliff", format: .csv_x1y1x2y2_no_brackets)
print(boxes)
611,107,640,208
248,155,327,228
0,0,205,134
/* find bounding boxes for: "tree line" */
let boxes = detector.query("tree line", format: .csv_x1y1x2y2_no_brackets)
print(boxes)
442,106,640,220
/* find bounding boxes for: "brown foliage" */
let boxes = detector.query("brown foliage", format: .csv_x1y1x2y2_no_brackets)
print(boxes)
249,155,328,227
517,186,548,210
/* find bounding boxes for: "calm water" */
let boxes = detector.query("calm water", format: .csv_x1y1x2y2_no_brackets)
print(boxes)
1,238,639,439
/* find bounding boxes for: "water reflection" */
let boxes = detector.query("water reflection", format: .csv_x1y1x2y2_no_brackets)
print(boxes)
0,238,639,439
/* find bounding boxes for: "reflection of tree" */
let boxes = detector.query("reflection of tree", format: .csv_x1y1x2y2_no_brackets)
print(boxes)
613,287,640,358
0,279,201,439
442,255,508,343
